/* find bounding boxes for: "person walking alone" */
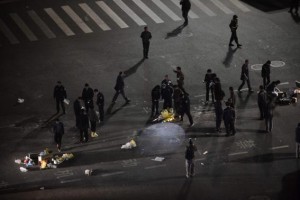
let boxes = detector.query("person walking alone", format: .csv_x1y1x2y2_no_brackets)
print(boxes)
180,0,191,26
261,60,271,89
140,26,152,59
53,81,67,114
53,118,64,152
238,59,253,93
112,71,130,104
229,15,242,47
185,138,197,178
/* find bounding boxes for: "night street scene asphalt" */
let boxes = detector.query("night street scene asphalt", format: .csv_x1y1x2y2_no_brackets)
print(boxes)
0,0,300,199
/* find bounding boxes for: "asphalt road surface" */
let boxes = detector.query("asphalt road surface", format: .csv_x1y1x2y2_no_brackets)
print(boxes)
0,0,300,199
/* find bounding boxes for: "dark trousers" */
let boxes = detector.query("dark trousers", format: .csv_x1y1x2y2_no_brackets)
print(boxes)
238,79,252,91
143,42,150,58
224,120,236,135
229,31,239,45
90,120,96,132
75,114,80,128
258,104,265,119
263,76,270,89
182,9,189,24
151,100,159,115
206,84,214,102
215,101,223,130
56,98,65,113
54,134,62,149
174,101,181,117
80,128,89,142
84,99,93,112
265,116,273,132
181,109,193,125
112,89,128,102
98,105,104,121
163,98,172,109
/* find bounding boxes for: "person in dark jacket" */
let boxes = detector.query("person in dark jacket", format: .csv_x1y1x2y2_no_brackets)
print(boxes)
88,105,99,137
264,99,274,133
73,97,83,128
94,89,104,122
214,77,224,132
82,83,94,112
161,75,173,109
53,81,67,114
112,71,130,104
173,66,184,90
228,86,236,108
257,85,267,120
181,93,194,126
204,69,214,104
79,109,89,142
261,60,271,89
185,138,197,178
223,101,236,136
173,85,183,119
140,26,152,59
151,85,161,117
229,15,242,47
53,118,64,152
238,59,253,93
180,0,191,26
296,123,300,158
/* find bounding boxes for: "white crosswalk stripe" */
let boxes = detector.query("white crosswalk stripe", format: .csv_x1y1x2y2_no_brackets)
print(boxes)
152,0,181,21
44,8,75,36
191,0,216,17
62,5,93,33
27,10,56,39
132,0,164,23
114,0,147,26
210,0,234,14
170,0,199,19
10,13,38,41
79,3,111,31
96,1,129,28
229,0,250,12
0,18,19,44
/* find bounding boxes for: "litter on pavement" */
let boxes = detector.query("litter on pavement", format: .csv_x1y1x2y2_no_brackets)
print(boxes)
121,140,137,149
152,157,165,162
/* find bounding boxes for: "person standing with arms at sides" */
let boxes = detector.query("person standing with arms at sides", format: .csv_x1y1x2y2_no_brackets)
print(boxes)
257,85,267,120
95,89,104,122
180,0,191,26
140,26,152,59
228,87,236,108
229,15,242,48
204,69,214,104
264,99,274,133
238,59,253,93
53,81,67,114
74,97,83,129
82,83,94,112
181,93,194,127
173,66,185,90
53,118,64,152
223,101,236,136
112,71,130,104
88,105,99,137
261,60,271,89
151,85,161,117
185,138,197,178
79,108,89,143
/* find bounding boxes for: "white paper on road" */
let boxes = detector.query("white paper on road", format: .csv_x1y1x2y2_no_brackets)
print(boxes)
152,157,165,162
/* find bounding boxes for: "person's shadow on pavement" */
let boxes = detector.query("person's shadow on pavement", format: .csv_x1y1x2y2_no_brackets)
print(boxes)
177,178,193,200
124,58,145,79
223,46,238,68
165,24,186,39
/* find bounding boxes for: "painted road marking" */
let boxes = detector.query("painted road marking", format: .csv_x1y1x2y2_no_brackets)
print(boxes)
228,151,248,156
96,1,129,28
114,0,147,26
279,82,289,85
62,5,93,33
0,19,19,44
152,0,181,21
102,171,124,177
27,10,56,39
236,140,256,149
145,164,166,169
229,0,250,12
170,0,199,19
45,8,75,36
79,3,111,31
195,158,205,162
121,159,138,167
133,0,164,23
191,0,216,17
210,0,234,14
54,170,74,179
10,13,38,41
271,61,285,68
60,178,81,184
270,145,289,150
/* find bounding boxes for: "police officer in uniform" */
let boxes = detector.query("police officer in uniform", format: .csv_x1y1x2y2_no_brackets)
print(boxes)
140,26,152,59
53,81,67,114
229,15,242,47
180,0,191,26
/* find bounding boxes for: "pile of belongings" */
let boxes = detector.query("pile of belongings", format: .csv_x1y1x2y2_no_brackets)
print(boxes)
52,153,74,165
153,108,175,123
121,139,137,149
272,87,298,105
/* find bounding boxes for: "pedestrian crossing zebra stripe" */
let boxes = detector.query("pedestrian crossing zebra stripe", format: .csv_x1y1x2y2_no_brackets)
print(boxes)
191,0,216,17
44,8,75,36
170,0,199,19
27,10,56,39
210,0,234,14
79,3,111,31
0,18,19,44
132,0,164,24
10,13,38,41
96,1,129,28
61,5,93,33
152,0,181,21
229,0,250,12
114,0,147,26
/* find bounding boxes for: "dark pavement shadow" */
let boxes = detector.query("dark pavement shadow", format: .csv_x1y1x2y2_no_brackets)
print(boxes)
165,24,186,39
231,152,295,163
290,12,300,23
241,0,290,12
177,179,193,200
41,113,64,128
237,91,253,109
278,169,300,200
123,58,145,78
222,46,238,68
103,102,129,125
186,127,227,137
